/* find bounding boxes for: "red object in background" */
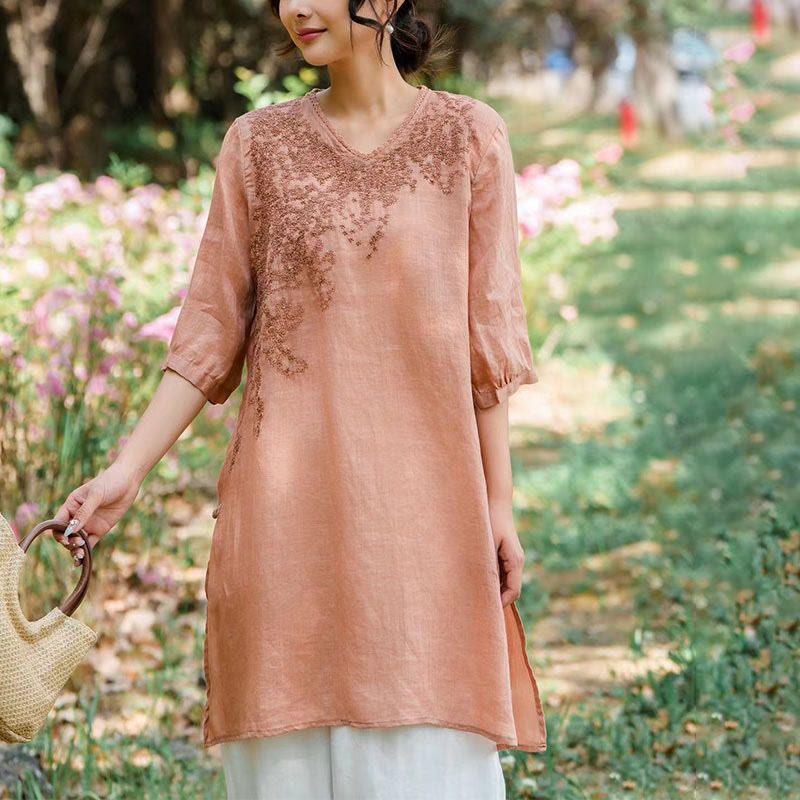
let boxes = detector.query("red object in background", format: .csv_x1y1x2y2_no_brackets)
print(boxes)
752,0,771,45
620,99,638,146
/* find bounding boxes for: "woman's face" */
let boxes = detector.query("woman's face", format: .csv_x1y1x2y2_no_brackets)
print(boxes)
279,0,391,66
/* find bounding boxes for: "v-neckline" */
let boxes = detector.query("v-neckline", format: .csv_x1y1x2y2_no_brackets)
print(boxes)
305,85,431,163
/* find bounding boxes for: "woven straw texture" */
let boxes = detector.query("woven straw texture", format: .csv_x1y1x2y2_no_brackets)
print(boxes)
0,513,97,743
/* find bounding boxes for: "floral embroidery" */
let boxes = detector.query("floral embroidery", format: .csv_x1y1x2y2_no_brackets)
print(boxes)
224,89,482,471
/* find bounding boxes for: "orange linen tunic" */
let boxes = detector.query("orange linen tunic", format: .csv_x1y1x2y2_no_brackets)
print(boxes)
160,85,547,753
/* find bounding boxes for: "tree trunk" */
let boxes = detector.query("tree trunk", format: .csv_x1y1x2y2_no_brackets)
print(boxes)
586,38,620,114
631,37,681,139
2,0,64,167
154,0,194,119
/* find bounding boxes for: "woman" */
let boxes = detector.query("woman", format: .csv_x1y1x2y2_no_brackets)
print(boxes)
54,0,547,797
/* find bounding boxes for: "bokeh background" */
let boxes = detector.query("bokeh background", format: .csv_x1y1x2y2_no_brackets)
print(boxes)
2,1,800,798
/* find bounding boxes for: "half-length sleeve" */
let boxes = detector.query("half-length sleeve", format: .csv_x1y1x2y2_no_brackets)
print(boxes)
160,117,255,405
468,117,539,410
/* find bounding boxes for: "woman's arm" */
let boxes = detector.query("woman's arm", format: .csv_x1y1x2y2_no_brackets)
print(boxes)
53,369,209,564
114,368,208,483
475,399,526,608
467,116,538,608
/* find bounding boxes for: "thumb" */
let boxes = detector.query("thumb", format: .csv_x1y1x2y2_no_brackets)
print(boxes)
63,484,101,539
53,483,90,546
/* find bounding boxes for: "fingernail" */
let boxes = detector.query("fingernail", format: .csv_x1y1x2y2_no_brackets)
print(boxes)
65,518,78,535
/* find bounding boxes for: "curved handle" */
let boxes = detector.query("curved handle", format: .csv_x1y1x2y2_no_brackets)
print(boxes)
19,519,94,617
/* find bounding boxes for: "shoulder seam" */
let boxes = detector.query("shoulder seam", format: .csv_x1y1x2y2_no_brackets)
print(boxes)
471,116,504,185
232,117,254,243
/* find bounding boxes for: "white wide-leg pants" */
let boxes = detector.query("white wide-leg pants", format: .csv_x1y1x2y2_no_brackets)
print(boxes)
220,723,507,800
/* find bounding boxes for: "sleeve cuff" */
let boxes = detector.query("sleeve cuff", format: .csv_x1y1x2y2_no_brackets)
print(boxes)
160,350,236,405
472,366,539,410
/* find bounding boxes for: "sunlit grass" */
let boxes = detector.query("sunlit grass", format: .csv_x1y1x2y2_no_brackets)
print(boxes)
505,32,800,798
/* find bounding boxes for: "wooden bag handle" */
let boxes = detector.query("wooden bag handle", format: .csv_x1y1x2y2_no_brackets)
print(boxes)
18,519,93,617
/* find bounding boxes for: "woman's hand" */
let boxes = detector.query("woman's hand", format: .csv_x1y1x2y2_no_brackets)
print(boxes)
489,505,526,608
52,464,142,566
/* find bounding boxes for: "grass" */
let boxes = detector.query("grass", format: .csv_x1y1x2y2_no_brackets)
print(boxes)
502,26,800,800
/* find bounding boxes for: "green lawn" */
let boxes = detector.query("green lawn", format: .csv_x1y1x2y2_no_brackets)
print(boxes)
506,26,800,800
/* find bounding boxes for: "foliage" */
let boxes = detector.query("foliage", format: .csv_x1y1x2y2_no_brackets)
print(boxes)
0,0,741,172
0,161,237,546
515,144,622,350
233,66,322,111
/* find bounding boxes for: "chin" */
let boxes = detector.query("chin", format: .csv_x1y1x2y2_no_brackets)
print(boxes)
301,53,332,66
298,40,338,62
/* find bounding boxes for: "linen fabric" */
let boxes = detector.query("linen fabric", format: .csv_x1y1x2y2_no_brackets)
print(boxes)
220,723,507,800
160,85,547,753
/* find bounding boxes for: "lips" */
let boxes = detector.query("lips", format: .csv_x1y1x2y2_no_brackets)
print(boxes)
297,28,326,38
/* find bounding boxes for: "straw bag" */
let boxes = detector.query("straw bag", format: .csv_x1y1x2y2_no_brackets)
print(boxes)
0,514,97,744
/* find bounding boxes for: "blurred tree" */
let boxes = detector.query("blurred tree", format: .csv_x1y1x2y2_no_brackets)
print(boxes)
626,0,719,136
155,0,194,118
0,0,733,170
627,0,682,137
2,0,66,166
549,0,720,135
552,0,627,111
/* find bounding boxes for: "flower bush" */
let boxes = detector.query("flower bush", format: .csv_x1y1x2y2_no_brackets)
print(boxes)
0,162,235,541
711,37,767,149
514,144,621,345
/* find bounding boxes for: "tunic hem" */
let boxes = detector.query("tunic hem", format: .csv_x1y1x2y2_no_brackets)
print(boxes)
203,715,547,753
507,601,548,748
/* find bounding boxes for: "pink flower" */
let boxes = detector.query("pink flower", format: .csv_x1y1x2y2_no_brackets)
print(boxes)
0,331,14,357
559,305,579,322
594,143,624,165
721,125,742,146
24,182,65,215
98,203,120,226
63,221,92,252
46,370,66,398
121,196,150,228
86,374,109,397
515,156,619,246
729,102,755,123
135,305,182,343
94,175,124,201
517,193,546,239
26,257,50,279
55,173,85,203
554,195,620,245
723,39,755,64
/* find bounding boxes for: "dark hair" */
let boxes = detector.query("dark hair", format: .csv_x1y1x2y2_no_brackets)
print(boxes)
268,0,453,79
